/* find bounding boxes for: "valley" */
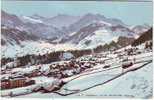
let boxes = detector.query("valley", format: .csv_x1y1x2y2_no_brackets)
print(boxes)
1,9,153,99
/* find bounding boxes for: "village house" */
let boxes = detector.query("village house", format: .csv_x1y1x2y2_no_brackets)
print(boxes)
1,77,26,89
1,76,35,90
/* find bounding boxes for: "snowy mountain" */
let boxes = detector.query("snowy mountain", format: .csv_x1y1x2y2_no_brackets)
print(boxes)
68,13,127,33
131,24,150,35
20,15,67,39
23,22,65,39
30,14,46,20
1,25,39,46
67,21,135,49
1,10,24,29
21,16,43,24
1,10,67,41
44,14,81,29
1,10,152,58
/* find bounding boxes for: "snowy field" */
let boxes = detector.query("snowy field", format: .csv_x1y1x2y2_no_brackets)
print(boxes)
72,62,153,98
1,41,79,58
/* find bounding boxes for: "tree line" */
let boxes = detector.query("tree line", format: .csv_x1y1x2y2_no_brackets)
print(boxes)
1,49,93,68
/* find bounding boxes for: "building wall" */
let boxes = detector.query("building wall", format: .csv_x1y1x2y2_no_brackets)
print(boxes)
1,79,26,89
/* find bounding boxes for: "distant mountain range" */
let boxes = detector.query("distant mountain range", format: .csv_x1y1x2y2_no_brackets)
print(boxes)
1,10,66,41
1,10,151,48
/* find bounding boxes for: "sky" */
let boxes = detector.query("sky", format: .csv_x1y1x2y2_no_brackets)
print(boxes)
1,1,153,26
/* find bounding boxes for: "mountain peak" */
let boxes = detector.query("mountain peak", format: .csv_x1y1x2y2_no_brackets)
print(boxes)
31,14,45,19
131,24,151,34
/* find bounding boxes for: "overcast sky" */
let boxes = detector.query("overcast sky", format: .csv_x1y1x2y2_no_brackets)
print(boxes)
2,1,153,26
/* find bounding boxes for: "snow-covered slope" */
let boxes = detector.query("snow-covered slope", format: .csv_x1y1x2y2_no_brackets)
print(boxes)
55,50,152,98
1,10,66,40
1,41,78,58
68,22,135,49
68,13,127,33
1,10,152,59
131,24,150,35
77,29,118,49
1,10,24,28
74,62,152,98
44,14,81,29
21,16,43,24
132,28,152,46
1,25,39,46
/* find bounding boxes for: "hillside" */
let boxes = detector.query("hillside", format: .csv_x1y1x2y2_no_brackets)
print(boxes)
132,28,152,46
1,25,39,45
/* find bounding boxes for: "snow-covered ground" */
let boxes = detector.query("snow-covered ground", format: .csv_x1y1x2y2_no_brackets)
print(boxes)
1,44,153,98
1,41,78,58
71,62,152,98
14,61,152,98
15,59,152,99
77,29,120,49
22,16,43,24
1,76,59,97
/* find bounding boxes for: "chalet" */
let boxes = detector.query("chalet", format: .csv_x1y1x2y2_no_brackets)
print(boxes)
1,76,35,90
1,79,10,89
9,78,26,89
1,77,26,89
